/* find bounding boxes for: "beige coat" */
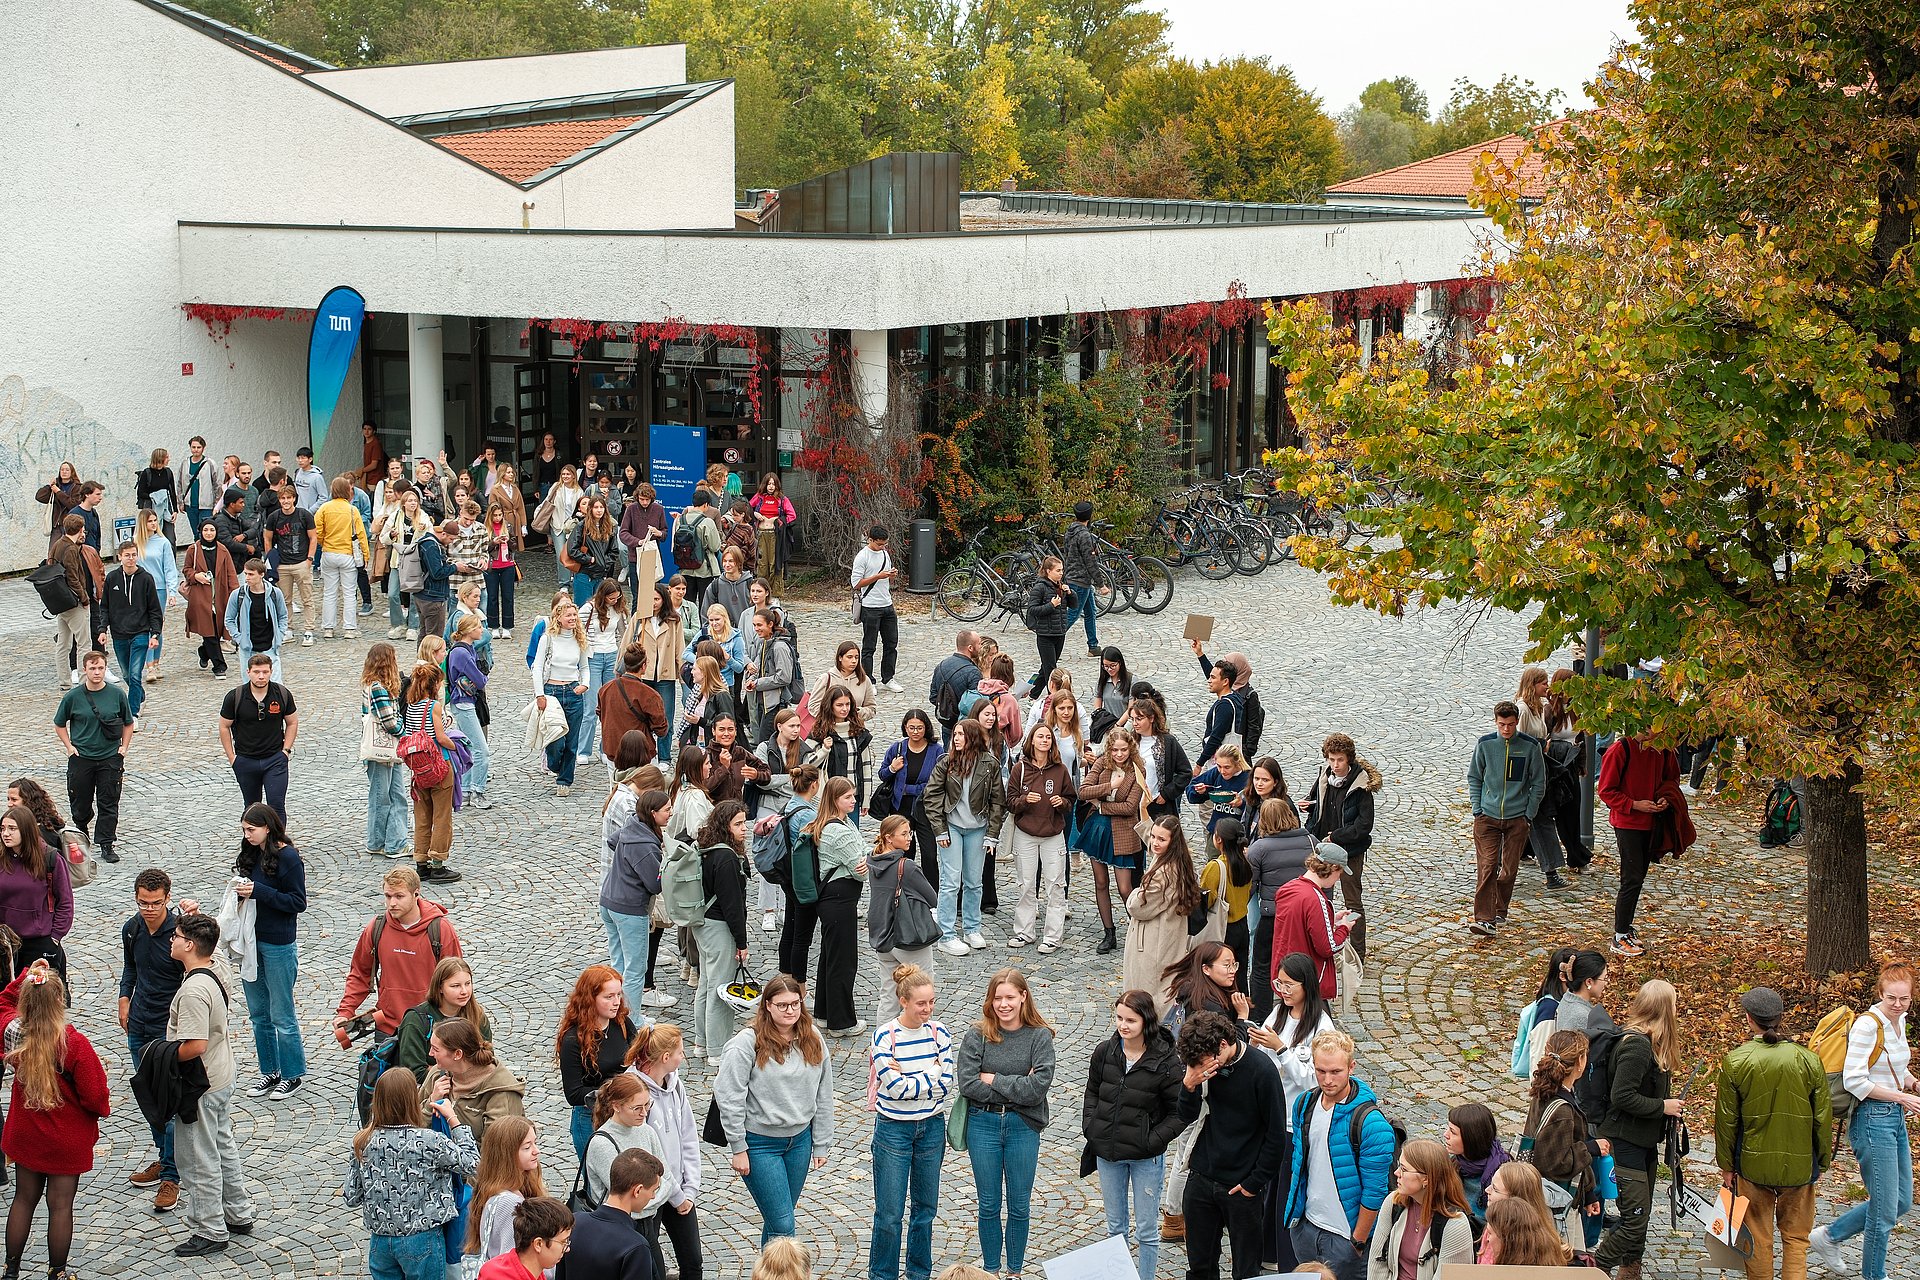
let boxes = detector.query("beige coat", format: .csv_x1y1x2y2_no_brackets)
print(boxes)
1123,861,1192,1018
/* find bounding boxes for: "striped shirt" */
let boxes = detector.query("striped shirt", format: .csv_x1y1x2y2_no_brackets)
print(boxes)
1845,1006,1912,1099
871,1019,954,1123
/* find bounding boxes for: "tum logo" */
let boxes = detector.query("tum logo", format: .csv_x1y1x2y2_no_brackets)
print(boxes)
329,315,353,331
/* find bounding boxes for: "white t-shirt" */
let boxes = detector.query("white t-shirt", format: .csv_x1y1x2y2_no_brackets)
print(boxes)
851,546,894,609
1257,1010,1334,1130
1135,733,1162,801
1304,1093,1350,1235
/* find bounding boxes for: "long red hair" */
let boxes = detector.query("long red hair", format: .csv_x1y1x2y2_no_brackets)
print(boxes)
553,964,631,1068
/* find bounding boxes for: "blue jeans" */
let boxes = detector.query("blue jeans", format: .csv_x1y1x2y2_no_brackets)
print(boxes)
1063,582,1099,649
570,1105,595,1163
742,1129,814,1245
112,634,152,715
387,584,420,632
1291,1220,1363,1280
603,905,653,1005
544,683,584,786
1097,1155,1163,1280
369,1228,445,1280
366,761,409,853
582,650,619,755
648,679,677,761
572,571,596,606
871,1115,945,1280
127,1031,177,1182
451,702,489,794
968,1108,1041,1271
241,939,305,1080
937,824,987,937
1829,1100,1915,1279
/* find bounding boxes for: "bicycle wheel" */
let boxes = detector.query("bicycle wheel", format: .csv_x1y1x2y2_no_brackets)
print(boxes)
1128,556,1175,614
1189,527,1237,580
1272,512,1307,562
934,565,995,622
1093,552,1131,616
1228,520,1275,574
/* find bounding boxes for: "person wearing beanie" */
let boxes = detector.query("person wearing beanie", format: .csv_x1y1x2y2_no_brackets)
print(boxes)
1060,501,1102,657
1714,986,1830,1280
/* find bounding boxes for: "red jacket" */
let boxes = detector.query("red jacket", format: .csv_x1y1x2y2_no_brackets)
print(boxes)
477,1252,540,1280
1596,738,1679,831
334,901,462,1034
0,973,111,1175
1269,875,1350,999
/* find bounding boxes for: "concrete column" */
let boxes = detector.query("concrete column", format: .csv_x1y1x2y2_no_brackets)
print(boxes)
407,313,444,464
849,328,889,424
1401,285,1442,348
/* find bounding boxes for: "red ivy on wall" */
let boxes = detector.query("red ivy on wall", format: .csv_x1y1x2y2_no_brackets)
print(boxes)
1428,276,1498,326
1315,283,1418,328
523,317,768,424
180,304,300,369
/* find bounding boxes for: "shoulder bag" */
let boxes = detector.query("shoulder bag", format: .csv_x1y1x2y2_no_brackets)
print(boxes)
890,869,942,950
359,694,399,764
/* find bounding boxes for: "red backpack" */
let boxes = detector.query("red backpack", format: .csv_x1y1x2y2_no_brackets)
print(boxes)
397,702,450,790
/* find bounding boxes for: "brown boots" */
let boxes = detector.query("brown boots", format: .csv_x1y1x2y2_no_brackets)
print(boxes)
1160,1210,1185,1242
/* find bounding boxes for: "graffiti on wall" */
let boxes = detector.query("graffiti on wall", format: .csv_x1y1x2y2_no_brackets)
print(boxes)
0,376,149,570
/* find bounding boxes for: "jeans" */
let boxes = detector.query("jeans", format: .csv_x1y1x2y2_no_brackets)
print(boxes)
451,702,489,795
603,906,653,1002
1735,1176,1814,1280
968,1109,1041,1272
126,1031,178,1183
318,550,358,631
111,633,151,715
234,643,283,683
1097,1155,1164,1280
871,1114,945,1280
66,753,123,855
648,679,677,761
742,1129,813,1245
860,604,899,683
232,750,289,821
387,580,420,632
543,683,584,786
1185,1169,1266,1280
571,571,596,607
936,824,987,937
366,761,409,854
241,939,306,1080
174,1082,255,1243
569,1105,595,1163
369,1228,446,1280
1829,1100,1915,1279
1063,580,1099,649
484,567,516,629
1290,1220,1363,1280
691,917,738,1054
1470,814,1529,922
582,650,619,755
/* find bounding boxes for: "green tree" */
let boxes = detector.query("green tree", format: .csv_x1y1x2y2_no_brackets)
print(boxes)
1265,2,1920,976
202,0,645,66
1426,73,1564,152
1338,75,1435,178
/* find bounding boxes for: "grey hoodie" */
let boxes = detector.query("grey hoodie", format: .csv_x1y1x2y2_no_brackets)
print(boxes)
867,847,937,953
636,1067,701,1204
713,1026,836,1155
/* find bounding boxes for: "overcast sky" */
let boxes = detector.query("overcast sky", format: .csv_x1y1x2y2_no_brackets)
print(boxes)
1156,0,1639,115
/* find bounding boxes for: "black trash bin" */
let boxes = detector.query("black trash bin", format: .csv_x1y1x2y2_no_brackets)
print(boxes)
908,518,937,592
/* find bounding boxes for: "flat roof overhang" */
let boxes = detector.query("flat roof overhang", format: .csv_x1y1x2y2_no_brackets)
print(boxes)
177,215,1493,331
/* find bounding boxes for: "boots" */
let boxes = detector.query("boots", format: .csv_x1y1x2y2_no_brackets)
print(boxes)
1096,926,1117,954
1613,1262,1642,1280
1159,1211,1185,1243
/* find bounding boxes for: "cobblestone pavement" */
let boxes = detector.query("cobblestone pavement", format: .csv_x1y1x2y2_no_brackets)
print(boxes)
1,557,1903,1278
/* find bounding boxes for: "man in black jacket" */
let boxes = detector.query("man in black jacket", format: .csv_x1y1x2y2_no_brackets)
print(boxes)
1061,501,1102,656
213,489,258,575
558,1148,660,1280
102,540,163,722
121,868,192,1212
1177,1010,1287,1280
929,630,982,744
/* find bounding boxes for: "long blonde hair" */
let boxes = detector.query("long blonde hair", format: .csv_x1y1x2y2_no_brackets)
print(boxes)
8,970,69,1110
548,600,588,651
753,1238,812,1280
132,508,162,560
1621,978,1680,1071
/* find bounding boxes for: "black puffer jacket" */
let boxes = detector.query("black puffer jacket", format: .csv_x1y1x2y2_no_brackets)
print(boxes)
1023,578,1071,636
1081,1028,1188,1162
1304,759,1381,856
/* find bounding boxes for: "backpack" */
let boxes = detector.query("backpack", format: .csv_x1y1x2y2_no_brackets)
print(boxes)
1238,687,1265,756
1758,780,1802,847
1510,999,1541,1080
751,806,796,885
1576,1025,1628,1122
1300,1088,1406,1182
788,827,823,906
776,635,805,704
524,618,545,669
661,837,711,927
957,689,989,720
1809,1006,1883,1131
352,916,445,1123
672,512,708,572
396,703,450,789
28,561,80,616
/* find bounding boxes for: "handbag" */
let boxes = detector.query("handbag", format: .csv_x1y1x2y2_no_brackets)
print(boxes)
59,829,96,889
1189,859,1229,943
946,1095,970,1152
890,873,942,950
702,1095,727,1146
1089,706,1117,744
1334,940,1364,1018
568,1130,617,1210
867,769,897,821
359,707,399,764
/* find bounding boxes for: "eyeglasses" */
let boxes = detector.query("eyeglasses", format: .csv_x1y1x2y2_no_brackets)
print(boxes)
768,1000,802,1012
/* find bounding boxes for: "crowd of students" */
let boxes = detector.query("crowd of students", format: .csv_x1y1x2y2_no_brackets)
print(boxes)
9,439,1916,1280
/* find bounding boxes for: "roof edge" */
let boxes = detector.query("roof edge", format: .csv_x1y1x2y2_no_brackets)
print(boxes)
132,0,334,71
305,40,688,77
1326,117,1567,193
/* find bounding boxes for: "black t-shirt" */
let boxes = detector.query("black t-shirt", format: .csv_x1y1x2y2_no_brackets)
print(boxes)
246,590,273,651
261,506,314,560
221,680,295,758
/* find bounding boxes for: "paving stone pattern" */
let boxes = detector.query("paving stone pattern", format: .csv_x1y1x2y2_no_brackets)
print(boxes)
2,559,1895,1278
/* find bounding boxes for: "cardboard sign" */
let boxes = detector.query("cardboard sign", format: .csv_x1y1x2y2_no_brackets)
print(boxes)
1040,1233,1139,1280
1183,614,1214,644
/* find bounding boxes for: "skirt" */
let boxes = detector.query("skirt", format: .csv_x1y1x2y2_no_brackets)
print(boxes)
1077,811,1138,872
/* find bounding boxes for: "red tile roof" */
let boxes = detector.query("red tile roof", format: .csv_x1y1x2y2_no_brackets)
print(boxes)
1328,127,1552,199
435,116,645,183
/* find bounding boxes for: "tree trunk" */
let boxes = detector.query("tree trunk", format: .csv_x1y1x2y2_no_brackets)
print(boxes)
1803,759,1871,976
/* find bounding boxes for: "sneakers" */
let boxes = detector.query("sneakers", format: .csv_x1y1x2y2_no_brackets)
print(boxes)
270,1076,303,1100
69,670,81,686
1806,1225,1845,1274
826,1019,868,1039
129,717,141,733
358,604,375,617
100,848,119,864
883,679,905,693
500,629,512,640
469,792,493,811
387,626,406,640
937,937,972,957
554,784,572,797
405,628,418,641
322,628,334,640
153,1180,179,1212
1468,920,1497,938
761,912,779,933
1087,646,1102,657
173,1235,228,1257
1611,933,1647,957
964,932,989,950
289,602,302,615
1545,871,1569,889
640,988,678,1010
420,864,463,883
129,1161,164,1188
244,1075,280,1099
301,631,314,647
1038,940,1059,954
1007,935,1033,949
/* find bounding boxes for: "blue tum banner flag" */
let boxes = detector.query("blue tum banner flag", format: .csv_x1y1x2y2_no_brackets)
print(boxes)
307,286,366,458
648,423,708,509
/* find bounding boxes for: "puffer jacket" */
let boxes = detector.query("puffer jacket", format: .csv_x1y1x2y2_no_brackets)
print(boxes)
1284,1077,1396,1230
1305,759,1382,856
1248,828,1314,907
1023,578,1071,636
1081,1028,1187,1162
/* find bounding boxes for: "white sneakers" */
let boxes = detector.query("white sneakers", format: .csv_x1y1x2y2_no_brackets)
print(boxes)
761,912,779,933
301,631,314,647
1806,1226,1846,1274
640,989,678,1009
937,937,972,957
405,628,418,641
387,626,406,640
883,679,905,693
964,932,988,950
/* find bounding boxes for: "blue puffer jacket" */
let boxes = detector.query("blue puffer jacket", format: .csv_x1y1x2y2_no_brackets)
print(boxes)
1284,1077,1396,1231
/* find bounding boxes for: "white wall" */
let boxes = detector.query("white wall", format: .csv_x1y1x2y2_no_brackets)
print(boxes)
545,84,735,230
178,214,1497,331
308,45,689,118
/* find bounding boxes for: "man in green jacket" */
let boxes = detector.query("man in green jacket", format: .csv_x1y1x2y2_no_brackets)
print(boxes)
1714,986,1832,1280
1464,699,1546,937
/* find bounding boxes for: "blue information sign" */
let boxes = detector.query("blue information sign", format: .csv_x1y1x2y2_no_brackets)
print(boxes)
648,423,708,510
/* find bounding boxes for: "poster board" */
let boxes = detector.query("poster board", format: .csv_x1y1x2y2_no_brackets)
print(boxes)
1183,614,1215,644
1040,1233,1139,1280
648,423,708,510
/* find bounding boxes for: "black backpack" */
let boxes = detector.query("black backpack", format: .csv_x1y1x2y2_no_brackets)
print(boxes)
1576,1025,1628,1122
1758,780,1802,847
1302,1089,1407,1180
28,561,80,616
352,915,445,1123
1238,687,1265,756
